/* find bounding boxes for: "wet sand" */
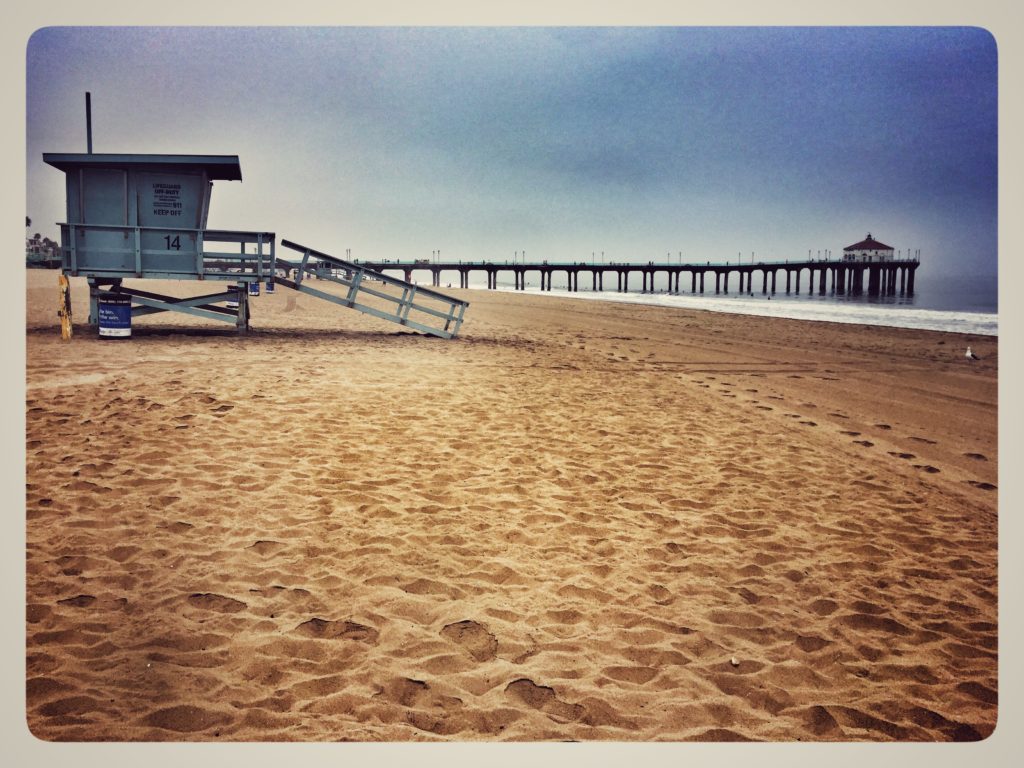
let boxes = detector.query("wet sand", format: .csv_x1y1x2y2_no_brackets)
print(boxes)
24,270,998,741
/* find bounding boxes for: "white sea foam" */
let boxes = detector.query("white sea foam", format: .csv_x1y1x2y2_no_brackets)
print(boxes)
477,283,998,336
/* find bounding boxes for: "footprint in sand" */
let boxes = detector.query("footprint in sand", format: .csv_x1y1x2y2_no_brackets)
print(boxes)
809,599,839,616
840,430,861,436
887,452,916,460
829,413,850,419
755,405,773,411
913,465,941,474
910,436,938,445
504,679,583,722
964,480,997,491
798,421,817,427
795,635,832,652
246,540,285,556
187,593,247,613
963,453,988,461
648,584,674,605
602,666,659,685
874,423,892,430
854,440,874,447
440,620,498,662
294,617,379,643
375,677,435,708
142,705,234,734
57,594,96,608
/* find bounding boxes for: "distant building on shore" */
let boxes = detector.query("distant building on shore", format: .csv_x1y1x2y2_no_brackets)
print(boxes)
26,232,61,268
842,233,895,263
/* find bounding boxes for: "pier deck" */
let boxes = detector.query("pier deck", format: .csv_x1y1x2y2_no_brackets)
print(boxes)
356,258,919,297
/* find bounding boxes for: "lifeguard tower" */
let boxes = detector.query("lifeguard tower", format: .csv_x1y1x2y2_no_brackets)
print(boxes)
44,96,468,339
44,151,274,332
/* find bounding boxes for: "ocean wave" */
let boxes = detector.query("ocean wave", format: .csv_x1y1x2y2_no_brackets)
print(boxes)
483,284,998,336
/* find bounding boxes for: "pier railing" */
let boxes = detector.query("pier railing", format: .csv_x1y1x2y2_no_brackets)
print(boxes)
353,257,921,268
352,255,920,297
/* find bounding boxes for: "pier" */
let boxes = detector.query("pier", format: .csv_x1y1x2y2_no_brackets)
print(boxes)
356,258,920,297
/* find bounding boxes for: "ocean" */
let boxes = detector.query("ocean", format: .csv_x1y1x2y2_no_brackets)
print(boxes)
454,270,998,337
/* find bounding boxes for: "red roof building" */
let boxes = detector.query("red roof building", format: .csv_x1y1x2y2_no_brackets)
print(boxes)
842,233,895,262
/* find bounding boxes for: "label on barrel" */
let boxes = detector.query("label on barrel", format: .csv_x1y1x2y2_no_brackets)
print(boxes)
98,299,131,337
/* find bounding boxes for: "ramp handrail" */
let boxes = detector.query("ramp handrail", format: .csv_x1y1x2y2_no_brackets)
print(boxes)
280,239,468,306
278,239,467,339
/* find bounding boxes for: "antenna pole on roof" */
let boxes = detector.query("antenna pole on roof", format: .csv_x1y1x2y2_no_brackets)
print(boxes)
85,92,93,154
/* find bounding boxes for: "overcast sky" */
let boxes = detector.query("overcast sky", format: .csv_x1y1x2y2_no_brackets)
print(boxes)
26,26,997,275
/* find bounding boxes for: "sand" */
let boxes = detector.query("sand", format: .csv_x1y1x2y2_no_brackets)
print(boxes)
24,269,998,741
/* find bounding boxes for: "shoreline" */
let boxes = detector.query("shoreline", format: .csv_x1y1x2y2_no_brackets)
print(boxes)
455,282,999,337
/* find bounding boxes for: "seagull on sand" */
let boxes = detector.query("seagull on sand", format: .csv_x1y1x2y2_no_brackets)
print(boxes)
966,346,980,360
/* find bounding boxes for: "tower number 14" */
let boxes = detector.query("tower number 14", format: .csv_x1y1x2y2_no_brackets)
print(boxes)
163,235,181,251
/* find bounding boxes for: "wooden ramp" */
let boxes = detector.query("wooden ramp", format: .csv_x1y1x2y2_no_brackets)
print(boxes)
275,239,468,339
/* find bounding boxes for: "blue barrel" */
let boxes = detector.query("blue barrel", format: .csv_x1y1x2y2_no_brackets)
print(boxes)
226,288,240,309
265,281,275,294
98,293,131,338
248,282,261,296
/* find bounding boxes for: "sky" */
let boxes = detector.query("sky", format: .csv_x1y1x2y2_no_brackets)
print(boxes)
25,26,998,276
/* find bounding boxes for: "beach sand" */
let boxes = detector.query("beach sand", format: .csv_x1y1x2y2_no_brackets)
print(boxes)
25,269,998,741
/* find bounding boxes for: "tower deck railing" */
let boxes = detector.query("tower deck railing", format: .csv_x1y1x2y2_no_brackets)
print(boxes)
58,223,275,281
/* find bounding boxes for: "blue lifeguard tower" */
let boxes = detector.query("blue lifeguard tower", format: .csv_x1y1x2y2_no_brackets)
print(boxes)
44,96,468,338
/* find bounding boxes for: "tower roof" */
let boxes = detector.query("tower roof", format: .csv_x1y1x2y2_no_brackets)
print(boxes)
43,153,243,181
844,233,893,251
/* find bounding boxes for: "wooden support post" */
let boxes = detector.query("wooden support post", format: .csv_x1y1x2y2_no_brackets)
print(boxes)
59,273,73,340
87,278,99,325
236,282,249,333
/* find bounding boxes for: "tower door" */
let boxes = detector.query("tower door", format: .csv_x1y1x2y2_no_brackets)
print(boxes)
78,168,131,271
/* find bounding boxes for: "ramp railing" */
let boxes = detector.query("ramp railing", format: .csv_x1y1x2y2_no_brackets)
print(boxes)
276,239,468,339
